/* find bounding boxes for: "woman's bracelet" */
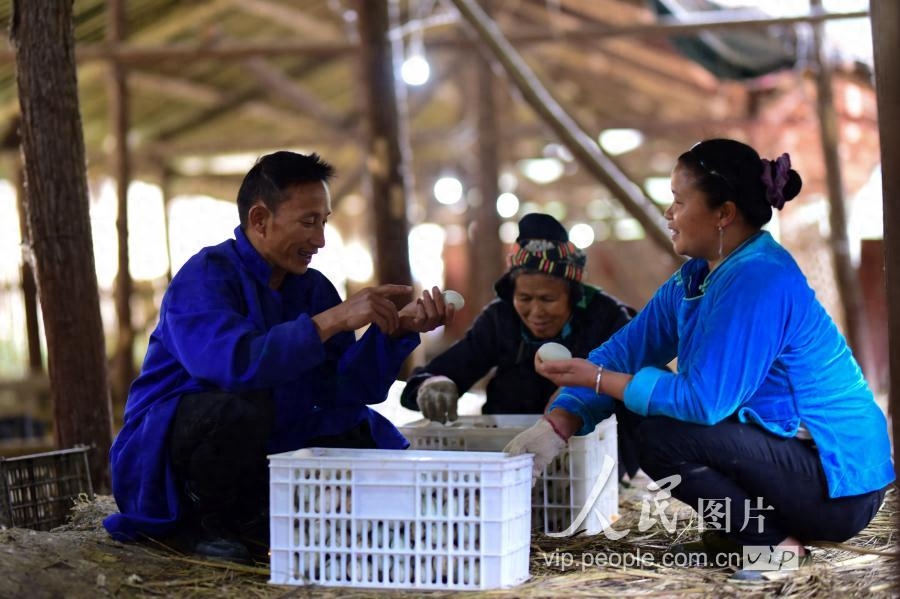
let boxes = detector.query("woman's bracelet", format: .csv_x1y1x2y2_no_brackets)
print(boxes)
594,365,604,395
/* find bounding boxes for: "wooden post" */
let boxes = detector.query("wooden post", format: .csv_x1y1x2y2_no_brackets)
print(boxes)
448,0,680,262
356,0,414,288
470,52,503,311
10,0,114,490
13,144,42,374
810,0,869,366
107,0,135,409
869,0,900,483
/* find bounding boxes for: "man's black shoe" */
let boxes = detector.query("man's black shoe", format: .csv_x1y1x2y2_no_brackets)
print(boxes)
189,514,252,563
237,512,270,561
192,534,252,562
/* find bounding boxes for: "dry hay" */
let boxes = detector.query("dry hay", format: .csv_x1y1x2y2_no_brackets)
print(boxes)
519,482,898,599
10,480,894,598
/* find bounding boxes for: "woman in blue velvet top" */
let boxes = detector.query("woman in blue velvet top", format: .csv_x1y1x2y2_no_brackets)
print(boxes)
506,139,893,564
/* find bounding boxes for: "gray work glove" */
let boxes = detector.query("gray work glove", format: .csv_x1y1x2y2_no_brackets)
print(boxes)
504,417,568,485
416,375,459,423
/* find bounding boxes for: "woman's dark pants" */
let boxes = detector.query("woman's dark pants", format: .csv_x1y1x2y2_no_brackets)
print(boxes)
615,404,887,546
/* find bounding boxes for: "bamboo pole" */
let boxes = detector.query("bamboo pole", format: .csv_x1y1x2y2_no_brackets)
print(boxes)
869,0,900,480
160,166,175,283
107,0,135,410
448,0,679,261
809,0,869,366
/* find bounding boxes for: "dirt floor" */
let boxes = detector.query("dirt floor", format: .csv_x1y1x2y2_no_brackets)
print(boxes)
0,480,897,599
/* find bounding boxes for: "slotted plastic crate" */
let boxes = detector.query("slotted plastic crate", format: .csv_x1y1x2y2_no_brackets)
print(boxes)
268,447,532,590
0,446,94,531
400,415,618,535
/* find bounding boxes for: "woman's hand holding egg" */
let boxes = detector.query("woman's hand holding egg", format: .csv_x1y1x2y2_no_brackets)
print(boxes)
535,344,600,390
536,342,571,362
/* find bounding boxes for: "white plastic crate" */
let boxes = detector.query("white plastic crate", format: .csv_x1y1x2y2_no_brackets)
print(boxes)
399,415,618,535
268,447,532,590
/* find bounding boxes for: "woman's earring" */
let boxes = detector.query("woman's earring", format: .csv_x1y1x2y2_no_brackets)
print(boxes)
717,225,724,259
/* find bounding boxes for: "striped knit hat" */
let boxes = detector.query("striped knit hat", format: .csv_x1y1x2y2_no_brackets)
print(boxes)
494,213,586,300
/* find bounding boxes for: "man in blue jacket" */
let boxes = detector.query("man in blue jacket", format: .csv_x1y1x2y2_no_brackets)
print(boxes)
104,151,452,561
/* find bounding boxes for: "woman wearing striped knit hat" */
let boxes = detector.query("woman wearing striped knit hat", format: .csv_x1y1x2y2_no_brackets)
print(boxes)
400,212,641,480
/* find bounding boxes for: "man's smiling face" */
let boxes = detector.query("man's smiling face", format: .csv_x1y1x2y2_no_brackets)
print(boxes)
250,181,331,288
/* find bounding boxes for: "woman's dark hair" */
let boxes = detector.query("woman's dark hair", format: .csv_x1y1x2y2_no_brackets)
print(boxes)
508,268,583,308
677,139,802,228
236,151,335,228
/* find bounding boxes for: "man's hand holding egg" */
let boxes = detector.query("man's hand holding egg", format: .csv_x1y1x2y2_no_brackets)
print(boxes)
398,287,463,334
442,289,465,311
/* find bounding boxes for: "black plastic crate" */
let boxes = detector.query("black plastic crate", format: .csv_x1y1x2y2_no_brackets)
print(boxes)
0,446,94,531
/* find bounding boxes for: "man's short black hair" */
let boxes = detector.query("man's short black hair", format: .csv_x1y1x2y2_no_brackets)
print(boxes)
236,151,335,228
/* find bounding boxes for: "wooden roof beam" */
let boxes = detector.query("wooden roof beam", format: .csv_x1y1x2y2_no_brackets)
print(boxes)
516,2,719,94
129,71,225,106
239,100,321,131
241,57,350,132
130,0,235,44
541,0,647,25
136,49,463,160
147,58,331,143
0,8,868,63
448,0,679,260
230,0,343,39
529,44,714,117
141,136,343,158
506,5,869,43
127,74,322,149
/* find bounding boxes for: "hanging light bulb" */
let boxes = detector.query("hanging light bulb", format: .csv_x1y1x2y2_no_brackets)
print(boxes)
496,192,520,218
401,54,430,86
401,27,430,86
433,176,463,205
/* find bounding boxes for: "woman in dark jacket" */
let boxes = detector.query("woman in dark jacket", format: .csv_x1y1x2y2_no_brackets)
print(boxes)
400,213,639,476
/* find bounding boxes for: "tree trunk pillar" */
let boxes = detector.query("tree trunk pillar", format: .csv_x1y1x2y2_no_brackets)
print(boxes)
11,0,114,490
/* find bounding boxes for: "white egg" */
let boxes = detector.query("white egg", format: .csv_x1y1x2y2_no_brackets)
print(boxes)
537,342,572,361
442,289,465,310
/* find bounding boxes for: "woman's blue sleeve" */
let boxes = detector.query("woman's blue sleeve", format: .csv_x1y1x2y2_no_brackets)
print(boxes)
625,267,792,424
550,275,680,435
